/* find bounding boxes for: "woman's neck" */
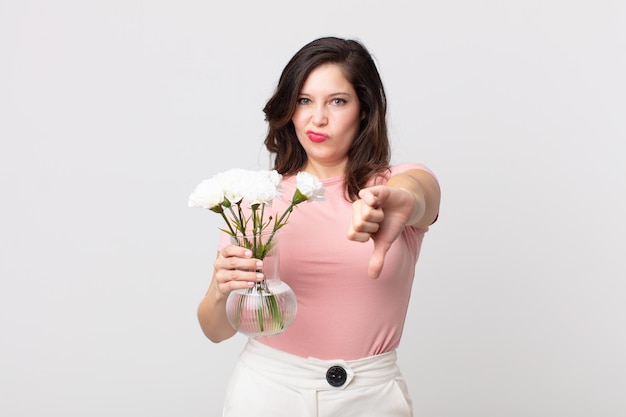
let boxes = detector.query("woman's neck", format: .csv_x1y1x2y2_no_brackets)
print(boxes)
301,161,346,179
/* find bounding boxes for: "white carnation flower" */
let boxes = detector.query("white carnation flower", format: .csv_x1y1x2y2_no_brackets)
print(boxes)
242,173,279,206
216,168,249,204
188,177,224,209
296,172,326,202
263,170,282,188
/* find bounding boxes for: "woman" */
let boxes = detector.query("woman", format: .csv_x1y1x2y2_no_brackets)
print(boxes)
198,36,440,416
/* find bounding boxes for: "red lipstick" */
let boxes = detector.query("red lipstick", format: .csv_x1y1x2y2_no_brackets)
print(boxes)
306,130,328,143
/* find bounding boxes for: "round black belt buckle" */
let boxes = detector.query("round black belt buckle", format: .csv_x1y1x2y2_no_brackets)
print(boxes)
326,365,347,387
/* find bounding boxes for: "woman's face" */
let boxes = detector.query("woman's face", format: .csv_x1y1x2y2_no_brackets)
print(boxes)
291,63,361,178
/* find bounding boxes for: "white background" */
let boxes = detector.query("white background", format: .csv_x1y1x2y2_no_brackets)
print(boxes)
1,1,625,416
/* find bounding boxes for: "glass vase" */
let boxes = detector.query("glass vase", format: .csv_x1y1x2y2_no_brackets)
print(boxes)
225,230,297,338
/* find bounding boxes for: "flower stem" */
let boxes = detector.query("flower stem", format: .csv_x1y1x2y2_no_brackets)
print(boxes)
263,202,296,252
219,212,237,236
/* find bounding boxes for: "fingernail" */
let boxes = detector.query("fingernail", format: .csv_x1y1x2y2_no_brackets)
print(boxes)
256,273,264,280
256,261,263,268
246,281,255,287
245,250,253,257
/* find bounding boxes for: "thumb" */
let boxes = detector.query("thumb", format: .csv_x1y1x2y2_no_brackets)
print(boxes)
368,238,392,279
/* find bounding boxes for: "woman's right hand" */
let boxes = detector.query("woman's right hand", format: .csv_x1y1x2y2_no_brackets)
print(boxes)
211,244,265,299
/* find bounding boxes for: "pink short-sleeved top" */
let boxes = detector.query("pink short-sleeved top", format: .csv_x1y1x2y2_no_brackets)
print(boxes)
219,163,435,360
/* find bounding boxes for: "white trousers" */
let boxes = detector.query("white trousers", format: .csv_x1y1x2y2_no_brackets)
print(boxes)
222,339,413,417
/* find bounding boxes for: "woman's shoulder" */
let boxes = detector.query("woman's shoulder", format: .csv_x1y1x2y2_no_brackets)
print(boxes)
389,162,436,176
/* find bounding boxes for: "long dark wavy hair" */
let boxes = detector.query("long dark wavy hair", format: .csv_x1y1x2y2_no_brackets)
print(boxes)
263,36,391,201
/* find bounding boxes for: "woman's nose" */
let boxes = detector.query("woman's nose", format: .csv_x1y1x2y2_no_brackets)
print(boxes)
311,105,328,126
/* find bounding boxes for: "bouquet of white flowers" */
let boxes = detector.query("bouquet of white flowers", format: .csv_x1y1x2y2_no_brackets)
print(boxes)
189,168,325,336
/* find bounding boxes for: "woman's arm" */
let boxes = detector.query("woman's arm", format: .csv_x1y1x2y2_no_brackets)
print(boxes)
385,169,440,228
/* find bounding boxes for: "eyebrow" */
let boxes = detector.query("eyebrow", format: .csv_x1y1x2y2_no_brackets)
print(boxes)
298,91,353,97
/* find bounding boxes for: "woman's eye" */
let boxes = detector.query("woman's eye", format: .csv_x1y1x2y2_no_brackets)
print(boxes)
297,97,311,105
332,98,346,105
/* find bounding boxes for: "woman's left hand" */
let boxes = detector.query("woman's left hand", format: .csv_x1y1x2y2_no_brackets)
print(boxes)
348,185,424,279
